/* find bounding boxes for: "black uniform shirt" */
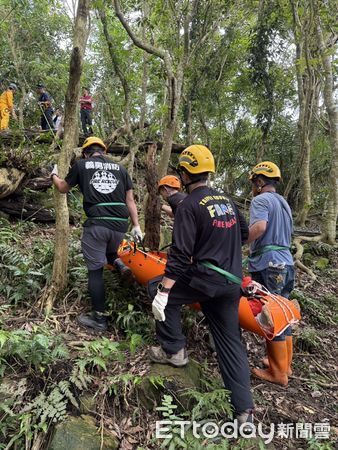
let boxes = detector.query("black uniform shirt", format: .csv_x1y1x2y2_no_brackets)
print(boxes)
167,192,187,215
165,186,248,286
65,155,133,232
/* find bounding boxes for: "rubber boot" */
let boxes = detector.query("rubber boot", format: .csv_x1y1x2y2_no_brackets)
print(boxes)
286,335,293,376
252,340,288,386
261,336,293,376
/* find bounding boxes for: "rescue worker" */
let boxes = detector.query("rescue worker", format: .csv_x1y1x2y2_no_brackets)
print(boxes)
36,83,54,130
0,83,17,130
247,161,295,386
158,175,187,218
150,145,254,425
50,136,143,331
79,87,93,136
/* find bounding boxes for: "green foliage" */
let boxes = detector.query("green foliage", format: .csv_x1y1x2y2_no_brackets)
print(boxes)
0,380,78,448
306,439,335,450
296,327,322,353
0,326,68,375
156,395,188,449
74,337,124,372
291,290,336,326
186,388,233,421
304,242,335,258
21,380,78,425
0,220,88,306
107,373,143,397
104,274,154,342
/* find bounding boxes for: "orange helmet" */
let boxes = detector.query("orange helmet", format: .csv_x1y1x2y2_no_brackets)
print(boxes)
158,175,181,191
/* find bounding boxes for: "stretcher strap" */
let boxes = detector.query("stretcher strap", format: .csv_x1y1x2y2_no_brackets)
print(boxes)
95,202,126,206
90,216,128,221
121,245,167,265
201,261,242,285
242,244,290,267
258,284,296,323
88,202,128,221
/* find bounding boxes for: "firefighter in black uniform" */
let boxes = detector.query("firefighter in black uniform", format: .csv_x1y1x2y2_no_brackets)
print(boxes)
51,136,142,331
149,144,254,425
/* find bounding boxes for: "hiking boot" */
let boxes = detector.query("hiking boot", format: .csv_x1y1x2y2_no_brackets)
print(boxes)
236,409,254,434
114,258,134,283
149,346,188,367
78,311,108,331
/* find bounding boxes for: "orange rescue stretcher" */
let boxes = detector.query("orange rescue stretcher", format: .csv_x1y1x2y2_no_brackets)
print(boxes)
117,240,301,340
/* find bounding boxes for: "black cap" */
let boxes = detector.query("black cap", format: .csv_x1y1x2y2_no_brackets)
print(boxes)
36,83,45,88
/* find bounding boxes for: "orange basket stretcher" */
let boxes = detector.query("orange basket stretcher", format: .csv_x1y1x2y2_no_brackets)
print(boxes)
117,241,301,340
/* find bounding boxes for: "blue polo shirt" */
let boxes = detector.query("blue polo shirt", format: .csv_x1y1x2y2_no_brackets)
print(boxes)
249,192,294,272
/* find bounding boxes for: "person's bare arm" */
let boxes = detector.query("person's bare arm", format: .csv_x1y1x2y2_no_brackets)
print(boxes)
162,204,174,218
126,189,140,226
247,220,267,243
52,176,71,194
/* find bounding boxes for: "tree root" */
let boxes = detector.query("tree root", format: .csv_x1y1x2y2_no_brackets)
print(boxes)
38,284,58,317
293,236,318,285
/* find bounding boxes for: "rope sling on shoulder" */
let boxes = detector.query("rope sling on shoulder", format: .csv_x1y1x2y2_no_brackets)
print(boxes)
201,261,242,285
89,202,128,221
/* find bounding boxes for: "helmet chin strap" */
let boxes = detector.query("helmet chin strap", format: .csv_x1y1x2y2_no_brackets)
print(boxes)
183,177,204,189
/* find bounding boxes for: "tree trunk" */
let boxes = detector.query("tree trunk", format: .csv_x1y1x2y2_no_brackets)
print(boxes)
314,8,338,244
157,68,184,178
41,0,90,316
286,1,318,226
143,144,161,250
8,21,28,128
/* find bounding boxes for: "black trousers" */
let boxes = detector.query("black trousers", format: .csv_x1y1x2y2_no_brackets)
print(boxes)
151,276,254,414
41,108,54,130
80,109,93,134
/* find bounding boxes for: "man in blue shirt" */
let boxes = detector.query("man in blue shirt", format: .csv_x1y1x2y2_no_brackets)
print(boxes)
36,84,54,130
247,161,295,386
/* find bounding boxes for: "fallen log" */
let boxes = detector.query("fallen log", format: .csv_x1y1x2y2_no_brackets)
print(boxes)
23,177,52,191
0,198,76,224
0,167,26,199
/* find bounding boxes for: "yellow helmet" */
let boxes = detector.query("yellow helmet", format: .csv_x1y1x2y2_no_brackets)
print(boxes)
82,136,107,152
178,145,215,174
249,161,281,180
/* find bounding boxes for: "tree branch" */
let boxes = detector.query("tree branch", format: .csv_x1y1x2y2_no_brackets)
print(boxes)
113,0,171,69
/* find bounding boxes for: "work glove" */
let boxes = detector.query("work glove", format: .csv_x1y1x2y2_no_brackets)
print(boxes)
131,225,143,242
152,291,168,321
50,164,58,178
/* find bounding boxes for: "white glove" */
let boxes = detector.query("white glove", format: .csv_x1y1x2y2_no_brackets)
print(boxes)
131,225,143,241
50,164,58,178
152,292,169,321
